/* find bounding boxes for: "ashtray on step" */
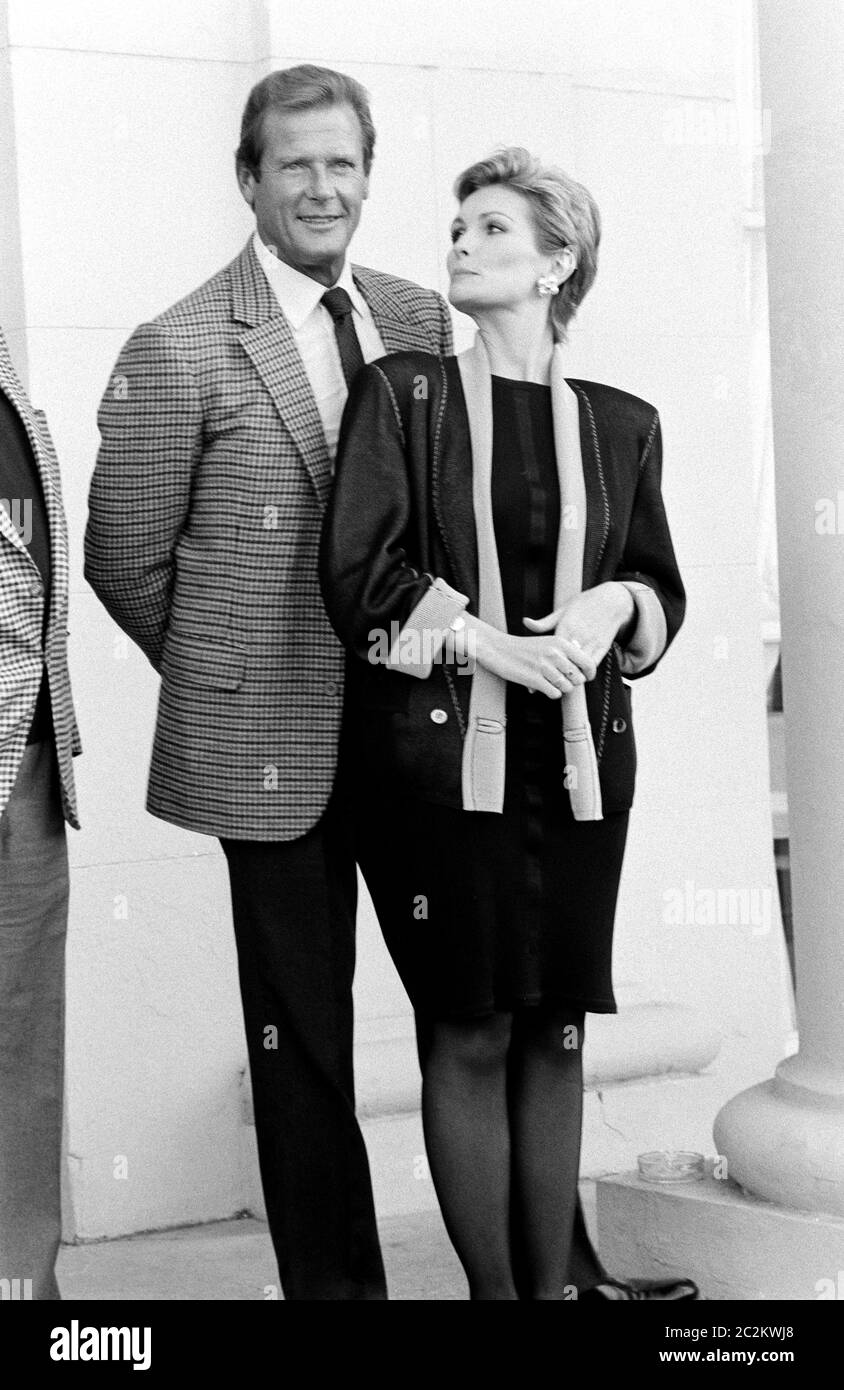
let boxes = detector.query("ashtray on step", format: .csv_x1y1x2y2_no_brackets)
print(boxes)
637,1150,705,1183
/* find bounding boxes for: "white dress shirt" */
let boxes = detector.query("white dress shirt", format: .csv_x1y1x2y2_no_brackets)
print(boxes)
252,231,386,461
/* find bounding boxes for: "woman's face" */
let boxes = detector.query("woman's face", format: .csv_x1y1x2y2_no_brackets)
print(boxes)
447,184,558,316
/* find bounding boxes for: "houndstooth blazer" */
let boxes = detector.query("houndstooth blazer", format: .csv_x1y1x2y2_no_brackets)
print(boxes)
85,238,453,841
0,328,81,826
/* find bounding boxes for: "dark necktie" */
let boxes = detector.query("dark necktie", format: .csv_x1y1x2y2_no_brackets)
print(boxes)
321,287,365,389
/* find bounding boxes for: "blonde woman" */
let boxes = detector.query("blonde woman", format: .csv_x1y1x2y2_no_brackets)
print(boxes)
321,149,693,1302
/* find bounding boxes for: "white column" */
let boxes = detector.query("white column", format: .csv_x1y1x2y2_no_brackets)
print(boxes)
0,0,28,380
714,0,844,1214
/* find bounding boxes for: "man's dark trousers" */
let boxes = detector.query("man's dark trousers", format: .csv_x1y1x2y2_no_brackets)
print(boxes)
220,759,386,1301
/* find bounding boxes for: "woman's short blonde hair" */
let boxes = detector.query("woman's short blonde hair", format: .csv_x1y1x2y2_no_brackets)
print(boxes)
454,147,601,338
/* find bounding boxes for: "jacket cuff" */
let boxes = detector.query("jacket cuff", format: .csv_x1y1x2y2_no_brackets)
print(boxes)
385,577,469,678
616,580,667,675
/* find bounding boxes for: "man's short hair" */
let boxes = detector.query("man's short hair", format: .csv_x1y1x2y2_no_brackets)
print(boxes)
236,64,376,177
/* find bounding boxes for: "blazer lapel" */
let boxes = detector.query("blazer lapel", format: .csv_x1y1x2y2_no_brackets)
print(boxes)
231,241,333,509
0,343,52,569
455,336,506,629
352,266,439,354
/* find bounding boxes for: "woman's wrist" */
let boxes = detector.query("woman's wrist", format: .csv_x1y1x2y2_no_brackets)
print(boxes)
453,613,507,672
607,582,636,642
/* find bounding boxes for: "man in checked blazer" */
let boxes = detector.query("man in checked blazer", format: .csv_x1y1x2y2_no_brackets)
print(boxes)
0,326,81,1300
85,65,453,1300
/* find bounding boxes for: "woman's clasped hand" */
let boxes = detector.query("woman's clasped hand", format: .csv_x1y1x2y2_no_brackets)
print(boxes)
478,625,593,698
478,580,634,697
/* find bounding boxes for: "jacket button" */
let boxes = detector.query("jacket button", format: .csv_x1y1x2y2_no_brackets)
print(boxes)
325,681,339,697
430,708,448,724
612,717,627,733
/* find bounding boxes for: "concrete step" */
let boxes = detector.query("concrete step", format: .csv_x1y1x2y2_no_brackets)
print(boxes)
56,1210,465,1301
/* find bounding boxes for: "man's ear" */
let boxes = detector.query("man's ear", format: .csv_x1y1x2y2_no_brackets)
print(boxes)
361,172,371,202
236,161,257,209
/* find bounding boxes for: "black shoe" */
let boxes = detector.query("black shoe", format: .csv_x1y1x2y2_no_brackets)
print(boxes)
580,1276,700,1301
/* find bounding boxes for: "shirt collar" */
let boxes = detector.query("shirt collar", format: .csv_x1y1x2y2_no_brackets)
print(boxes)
252,231,368,330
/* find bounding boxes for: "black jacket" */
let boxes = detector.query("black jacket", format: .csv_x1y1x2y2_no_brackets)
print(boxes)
320,351,685,814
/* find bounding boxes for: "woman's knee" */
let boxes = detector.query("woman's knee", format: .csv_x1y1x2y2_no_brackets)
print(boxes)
431,1012,512,1072
516,1005,585,1062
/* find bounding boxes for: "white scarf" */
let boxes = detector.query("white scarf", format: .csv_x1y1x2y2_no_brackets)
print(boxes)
456,335,603,821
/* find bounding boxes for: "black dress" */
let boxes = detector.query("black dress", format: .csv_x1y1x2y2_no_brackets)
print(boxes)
355,376,629,1021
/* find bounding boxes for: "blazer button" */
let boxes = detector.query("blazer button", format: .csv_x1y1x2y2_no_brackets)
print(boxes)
325,681,339,697
430,708,448,724
29,579,44,598
612,717,627,734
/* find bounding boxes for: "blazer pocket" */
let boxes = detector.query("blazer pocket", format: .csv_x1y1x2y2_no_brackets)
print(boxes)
160,636,245,691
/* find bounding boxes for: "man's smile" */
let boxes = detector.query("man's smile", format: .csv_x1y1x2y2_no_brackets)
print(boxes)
298,213,344,227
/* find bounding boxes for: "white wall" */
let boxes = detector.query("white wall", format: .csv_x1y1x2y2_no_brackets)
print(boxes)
0,0,28,376
1,0,792,1238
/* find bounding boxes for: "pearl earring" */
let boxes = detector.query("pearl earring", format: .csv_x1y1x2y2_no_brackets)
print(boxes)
536,274,560,297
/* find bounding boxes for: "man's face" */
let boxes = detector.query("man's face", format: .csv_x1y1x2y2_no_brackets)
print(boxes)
238,103,370,287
